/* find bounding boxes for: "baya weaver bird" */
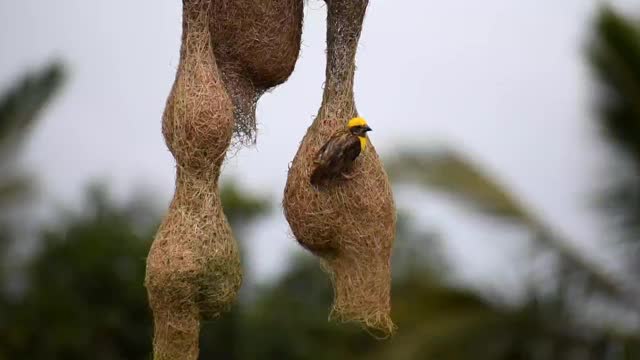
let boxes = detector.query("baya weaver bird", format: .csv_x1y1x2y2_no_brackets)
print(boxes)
310,117,372,186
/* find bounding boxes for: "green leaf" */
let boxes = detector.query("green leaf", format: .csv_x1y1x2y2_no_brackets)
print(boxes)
588,6,640,161
0,61,66,158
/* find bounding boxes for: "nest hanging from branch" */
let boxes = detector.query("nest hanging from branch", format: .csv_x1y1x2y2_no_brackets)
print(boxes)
283,0,397,337
144,1,240,359
145,0,304,358
210,0,304,145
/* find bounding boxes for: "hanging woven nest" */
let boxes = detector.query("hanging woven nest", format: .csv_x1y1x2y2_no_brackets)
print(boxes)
283,0,397,337
144,1,240,359
145,0,304,358
209,0,304,145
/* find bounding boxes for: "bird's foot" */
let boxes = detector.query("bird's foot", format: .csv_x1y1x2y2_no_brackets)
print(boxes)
341,172,355,180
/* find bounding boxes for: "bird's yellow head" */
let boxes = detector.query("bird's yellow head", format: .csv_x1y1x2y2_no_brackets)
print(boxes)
348,117,372,136
347,117,372,151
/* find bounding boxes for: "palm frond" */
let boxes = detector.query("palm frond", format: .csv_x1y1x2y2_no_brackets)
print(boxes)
386,149,532,222
386,148,640,313
0,61,65,158
588,7,640,276
588,6,640,161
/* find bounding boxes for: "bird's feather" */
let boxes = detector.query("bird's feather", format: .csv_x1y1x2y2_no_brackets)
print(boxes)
310,130,362,186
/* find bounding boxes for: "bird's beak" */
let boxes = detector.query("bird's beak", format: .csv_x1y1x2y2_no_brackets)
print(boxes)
365,125,372,132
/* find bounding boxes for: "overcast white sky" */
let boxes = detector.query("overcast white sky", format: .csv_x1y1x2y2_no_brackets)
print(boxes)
1,0,639,283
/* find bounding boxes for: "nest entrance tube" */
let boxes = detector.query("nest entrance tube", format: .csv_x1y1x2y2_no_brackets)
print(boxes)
283,0,397,336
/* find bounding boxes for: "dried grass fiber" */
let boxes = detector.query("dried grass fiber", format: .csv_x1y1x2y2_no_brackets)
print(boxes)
209,0,304,145
144,1,241,359
283,0,397,337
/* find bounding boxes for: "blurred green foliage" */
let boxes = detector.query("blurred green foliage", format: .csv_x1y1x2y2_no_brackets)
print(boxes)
1,5,640,360
590,6,640,259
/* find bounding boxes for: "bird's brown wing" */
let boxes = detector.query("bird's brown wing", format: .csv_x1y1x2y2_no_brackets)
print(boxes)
314,131,345,164
310,132,361,186
343,136,362,163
